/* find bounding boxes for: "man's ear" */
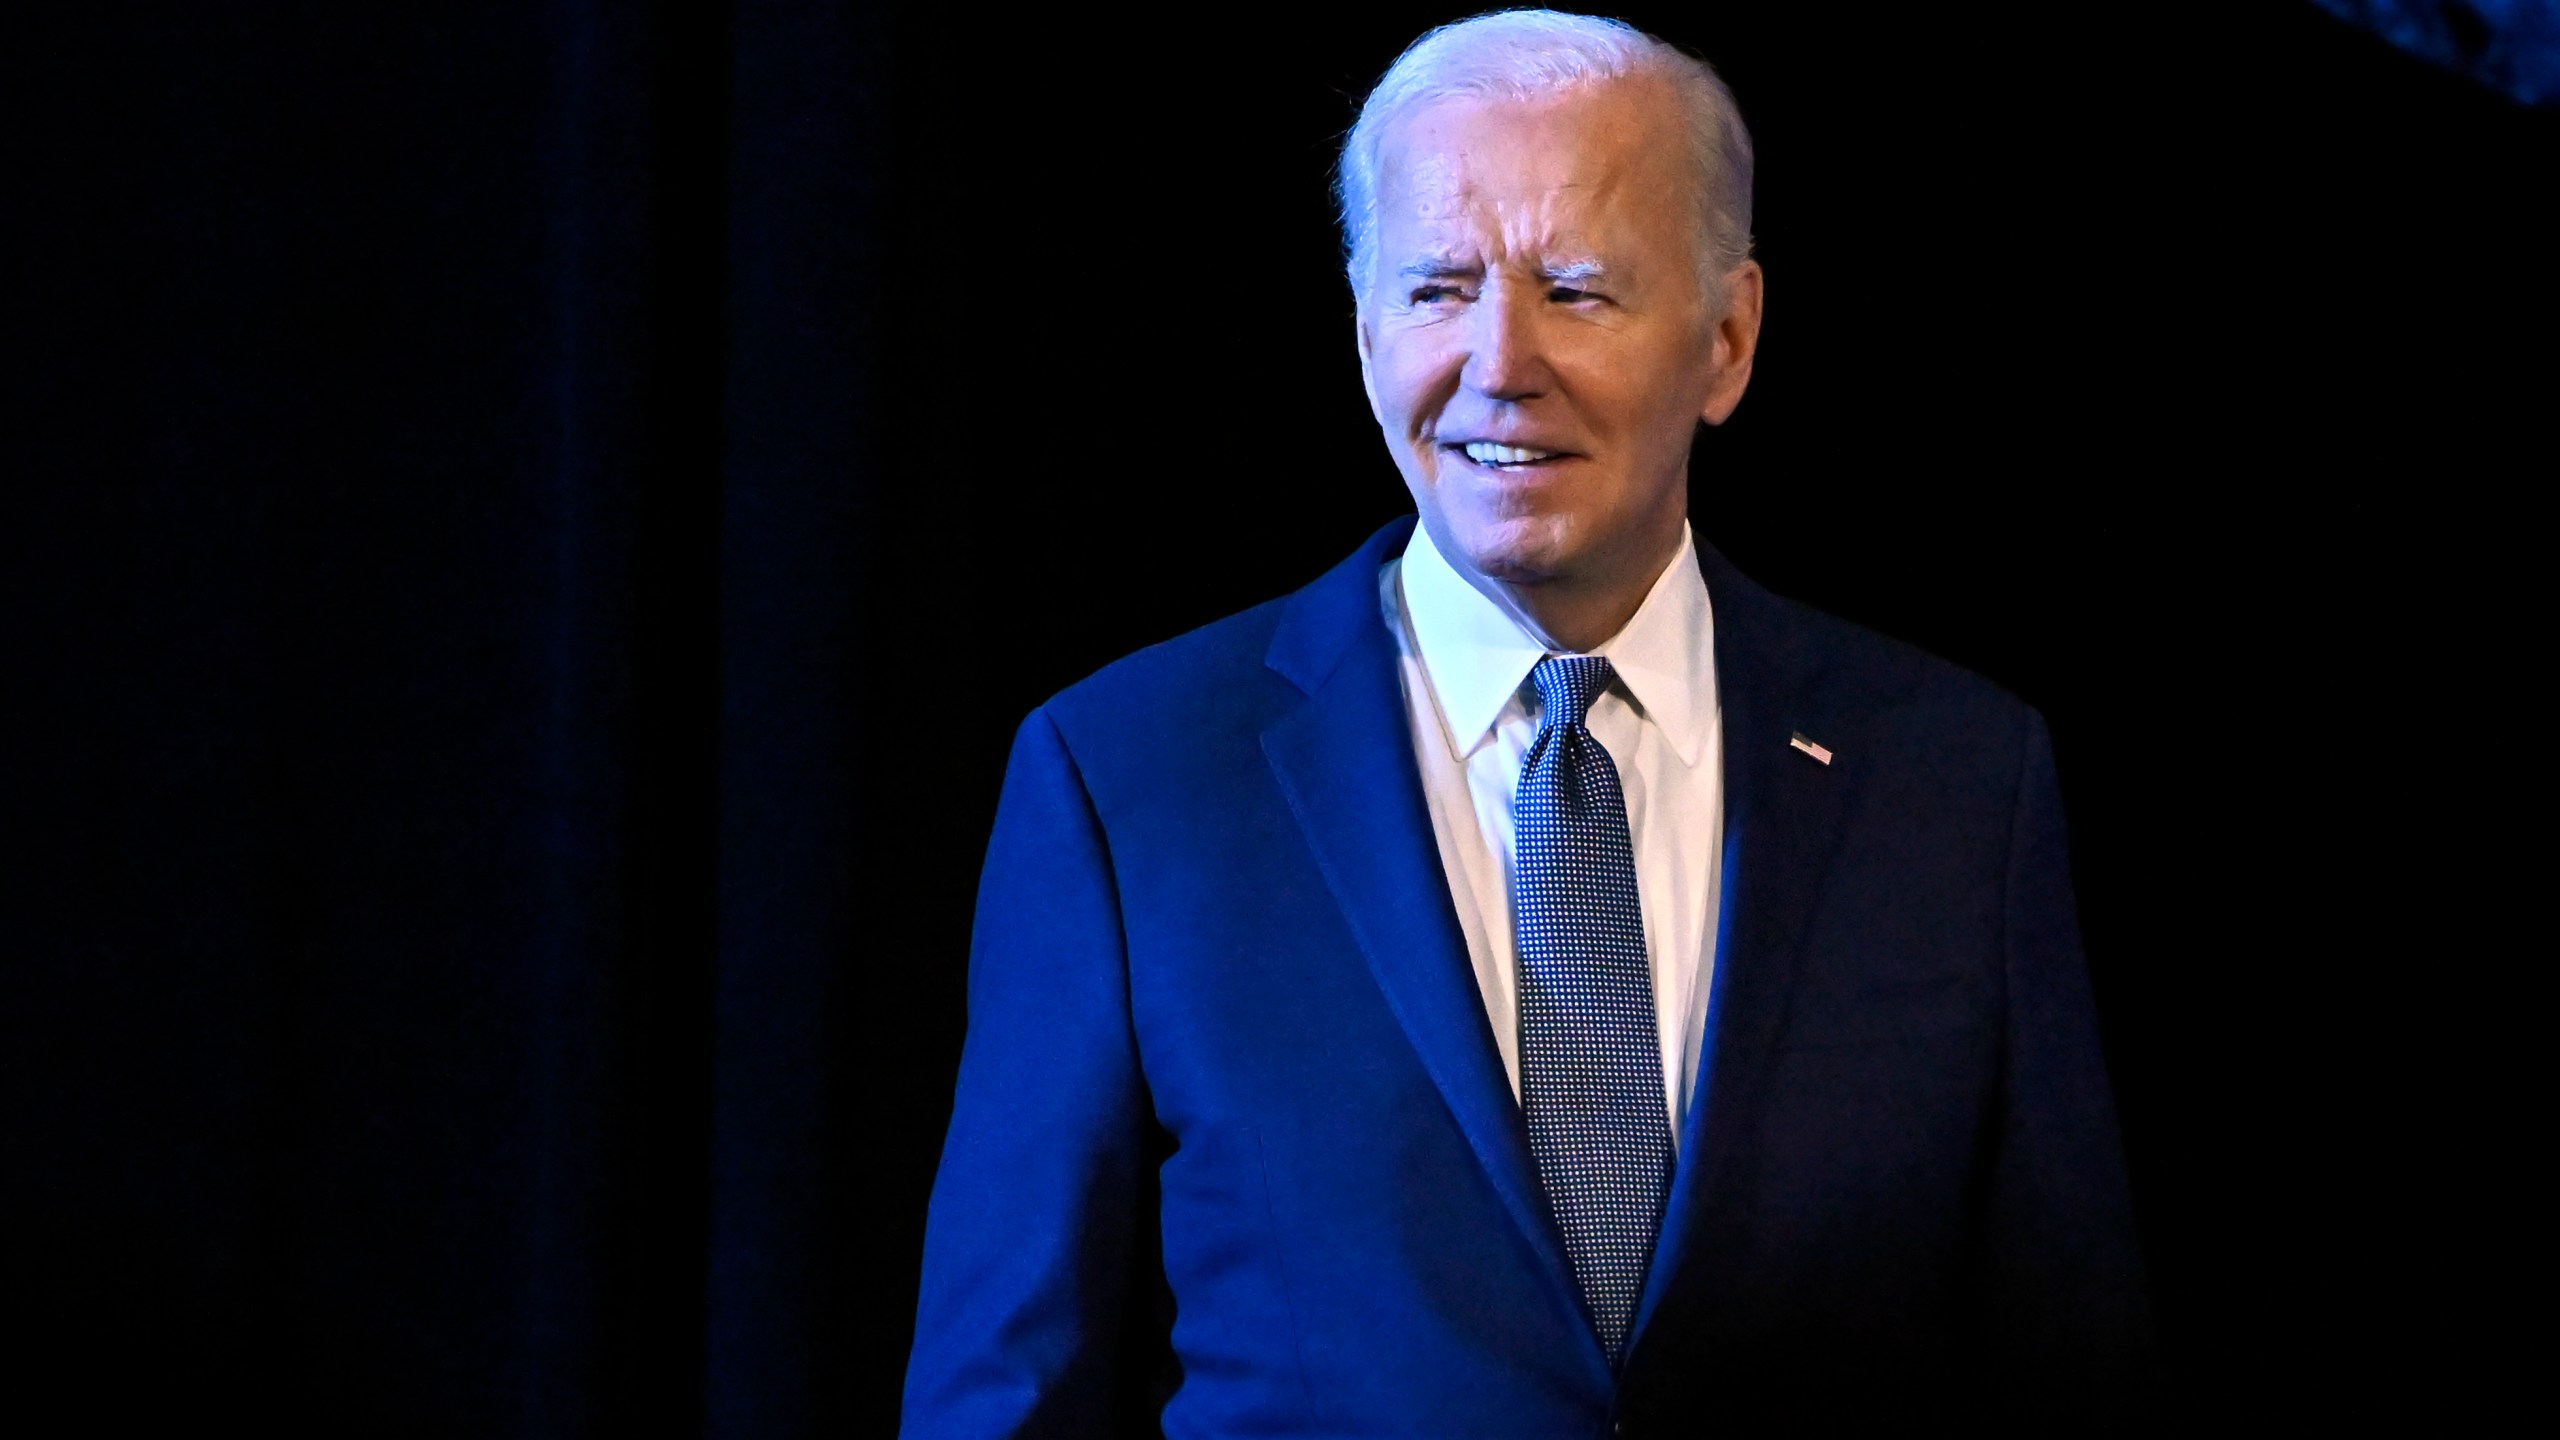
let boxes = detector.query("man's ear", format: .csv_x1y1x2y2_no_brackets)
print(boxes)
1355,307,1384,425
1699,259,1765,427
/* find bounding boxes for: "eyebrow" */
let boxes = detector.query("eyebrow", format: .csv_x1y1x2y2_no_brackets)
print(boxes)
1395,254,1480,281
1390,255,1615,284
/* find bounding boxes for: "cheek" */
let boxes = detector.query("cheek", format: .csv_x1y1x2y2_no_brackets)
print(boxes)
1592,365,1707,453
1369,336,1457,422
1372,359,1426,420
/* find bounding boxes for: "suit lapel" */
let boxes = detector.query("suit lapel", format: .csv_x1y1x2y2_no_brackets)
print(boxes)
1629,541,1857,1354
1261,520,1594,1357
1260,524,1857,1372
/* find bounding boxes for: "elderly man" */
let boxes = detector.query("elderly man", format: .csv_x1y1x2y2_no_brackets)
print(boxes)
902,10,2146,1435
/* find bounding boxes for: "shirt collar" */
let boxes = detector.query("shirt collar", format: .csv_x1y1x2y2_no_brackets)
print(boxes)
1399,518,1717,767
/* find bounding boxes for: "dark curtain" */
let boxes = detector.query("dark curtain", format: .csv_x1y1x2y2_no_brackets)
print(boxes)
5,2,2550,1434
6,3,871,1432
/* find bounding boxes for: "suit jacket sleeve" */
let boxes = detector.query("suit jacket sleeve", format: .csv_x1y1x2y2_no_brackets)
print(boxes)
902,709,1157,1437
1983,711,2153,1418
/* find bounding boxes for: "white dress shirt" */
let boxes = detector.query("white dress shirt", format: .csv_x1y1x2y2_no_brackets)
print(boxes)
1381,521,1725,1149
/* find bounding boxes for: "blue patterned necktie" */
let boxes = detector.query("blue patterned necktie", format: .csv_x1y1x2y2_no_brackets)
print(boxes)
1515,654,1674,1365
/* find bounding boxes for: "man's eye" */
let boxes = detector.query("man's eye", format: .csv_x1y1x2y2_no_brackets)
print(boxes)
1411,284,1467,304
1549,286,1597,303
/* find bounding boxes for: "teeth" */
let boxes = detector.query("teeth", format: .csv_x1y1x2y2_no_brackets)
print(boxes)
1463,441,1559,466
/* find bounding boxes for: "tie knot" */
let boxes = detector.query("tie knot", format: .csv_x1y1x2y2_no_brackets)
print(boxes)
1529,654,1615,732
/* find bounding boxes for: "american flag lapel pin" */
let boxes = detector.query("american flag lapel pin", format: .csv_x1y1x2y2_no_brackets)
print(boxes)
1789,731,1833,765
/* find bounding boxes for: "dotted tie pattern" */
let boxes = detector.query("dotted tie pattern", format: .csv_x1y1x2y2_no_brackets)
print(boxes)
1514,655,1674,1366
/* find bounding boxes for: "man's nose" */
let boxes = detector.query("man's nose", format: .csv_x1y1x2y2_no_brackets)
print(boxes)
1461,283,1552,401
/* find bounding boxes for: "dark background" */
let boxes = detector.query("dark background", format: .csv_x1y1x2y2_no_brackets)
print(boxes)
5,2,2548,1433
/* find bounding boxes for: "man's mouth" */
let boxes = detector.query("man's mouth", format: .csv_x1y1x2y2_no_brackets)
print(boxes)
1455,441,1569,468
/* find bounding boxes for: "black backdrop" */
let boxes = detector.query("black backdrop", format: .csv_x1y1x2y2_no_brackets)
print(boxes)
5,2,2549,1434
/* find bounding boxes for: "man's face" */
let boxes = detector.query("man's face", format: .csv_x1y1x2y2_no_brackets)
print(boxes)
1357,79,1760,600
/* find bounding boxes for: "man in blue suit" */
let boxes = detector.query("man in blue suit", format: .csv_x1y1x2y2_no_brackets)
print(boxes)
904,11,2146,1435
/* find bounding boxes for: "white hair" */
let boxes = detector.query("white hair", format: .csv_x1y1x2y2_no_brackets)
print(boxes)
1335,9,1756,300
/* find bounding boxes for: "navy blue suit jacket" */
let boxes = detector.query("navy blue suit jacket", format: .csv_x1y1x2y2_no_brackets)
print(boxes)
903,519,2146,1437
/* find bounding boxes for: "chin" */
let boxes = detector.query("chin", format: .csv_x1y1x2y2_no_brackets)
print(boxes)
1445,510,1582,586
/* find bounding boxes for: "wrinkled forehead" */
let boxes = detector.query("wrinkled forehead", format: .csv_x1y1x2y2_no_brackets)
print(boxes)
1369,80,1691,250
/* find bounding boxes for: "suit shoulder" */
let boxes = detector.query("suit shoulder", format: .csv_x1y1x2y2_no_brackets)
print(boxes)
1016,519,1413,801
1766,588,2042,770
1034,593,1302,757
